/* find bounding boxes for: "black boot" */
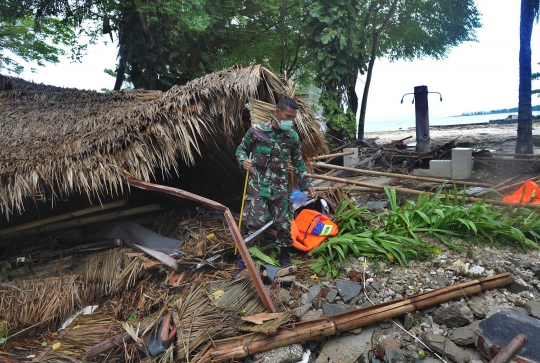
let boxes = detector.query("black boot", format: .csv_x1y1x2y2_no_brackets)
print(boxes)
279,247,292,267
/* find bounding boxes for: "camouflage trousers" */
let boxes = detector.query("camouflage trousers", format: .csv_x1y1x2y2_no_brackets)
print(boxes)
243,188,293,247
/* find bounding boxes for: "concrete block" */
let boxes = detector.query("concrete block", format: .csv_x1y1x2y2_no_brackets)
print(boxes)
452,148,473,179
429,160,452,179
343,148,359,167
411,168,431,177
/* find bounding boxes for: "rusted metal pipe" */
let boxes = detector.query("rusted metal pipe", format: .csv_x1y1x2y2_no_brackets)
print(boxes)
489,333,528,363
127,180,276,313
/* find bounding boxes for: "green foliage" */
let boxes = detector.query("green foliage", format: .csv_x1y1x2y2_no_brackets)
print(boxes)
311,186,540,278
248,245,279,267
0,16,76,74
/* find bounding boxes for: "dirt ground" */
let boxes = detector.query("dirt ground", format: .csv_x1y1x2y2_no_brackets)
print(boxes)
364,123,540,152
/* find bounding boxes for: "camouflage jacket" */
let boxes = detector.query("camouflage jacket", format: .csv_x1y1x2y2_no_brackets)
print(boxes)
236,120,312,198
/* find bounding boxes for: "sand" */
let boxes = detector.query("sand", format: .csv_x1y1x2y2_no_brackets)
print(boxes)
364,123,540,151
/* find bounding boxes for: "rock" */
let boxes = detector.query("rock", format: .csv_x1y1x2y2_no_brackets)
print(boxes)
436,275,450,287
369,280,382,292
377,338,404,362
477,309,540,362
525,300,540,318
450,260,469,275
253,343,304,363
509,278,529,294
279,288,292,303
433,303,474,328
378,320,393,329
469,265,485,275
467,298,488,319
511,306,530,316
290,282,303,300
423,332,471,363
450,321,480,346
336,281,362,303
326,289,338,303
316,327,378,363
294,304,310,317
275,276,295,285
404,313,415,330
301,310,323,322
365,201,389,213
307,285,322,305
323,303,349,316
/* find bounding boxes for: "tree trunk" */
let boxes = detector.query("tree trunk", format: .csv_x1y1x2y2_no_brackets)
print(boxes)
113,49,126,91
516,0,536,154
357,31,380,140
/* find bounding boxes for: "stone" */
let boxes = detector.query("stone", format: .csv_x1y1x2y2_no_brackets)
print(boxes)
365,201,389,213
469,265,485,275
509,278,529,294
294,304,310,317
379,320,393,329
290,282,302,300
467,298,488,319
323,303,349,316
275,276,295,285
433,303,474,328
301,310,323,322
315,327,378,363
404,313,415,330
436,275,450,287
477,309,540,362
525,300,540,318
423,332,471,363
307,285,322,305
253,343,304,363
450,321,480,346
378,338,405,363
336,281,362,303
369,280,382,292
279,288,292,303
326,288,338,303
511,307,530,316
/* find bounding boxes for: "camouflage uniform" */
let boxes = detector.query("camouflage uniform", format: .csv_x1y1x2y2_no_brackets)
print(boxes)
236,120,312,247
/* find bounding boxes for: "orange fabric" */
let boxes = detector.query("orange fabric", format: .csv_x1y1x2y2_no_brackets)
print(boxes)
291,209,338,252
502,180,540,204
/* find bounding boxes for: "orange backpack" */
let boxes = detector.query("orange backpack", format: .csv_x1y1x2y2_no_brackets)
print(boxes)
291,209,339,252
502,180,540,204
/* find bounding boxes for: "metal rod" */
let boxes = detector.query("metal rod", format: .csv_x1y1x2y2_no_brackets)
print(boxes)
414,85,430,152
489,333,528,363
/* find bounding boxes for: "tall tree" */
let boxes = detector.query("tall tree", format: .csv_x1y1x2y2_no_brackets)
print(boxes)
356,0,480,139
516,0,540,154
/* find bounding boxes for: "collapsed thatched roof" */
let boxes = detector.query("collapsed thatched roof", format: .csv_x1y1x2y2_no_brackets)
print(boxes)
0,64,326,217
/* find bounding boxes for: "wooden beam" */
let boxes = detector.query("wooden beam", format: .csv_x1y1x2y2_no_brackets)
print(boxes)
312,162,494,188
311,151,354,160
0,200,127,237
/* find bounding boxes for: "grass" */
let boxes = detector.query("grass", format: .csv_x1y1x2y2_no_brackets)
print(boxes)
310,186,540,278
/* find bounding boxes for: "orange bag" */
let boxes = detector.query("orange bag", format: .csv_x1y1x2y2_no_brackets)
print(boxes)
291,209,338,252
502,180,540,204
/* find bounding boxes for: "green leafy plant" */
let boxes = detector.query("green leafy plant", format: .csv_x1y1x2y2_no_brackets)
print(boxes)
310,186,540,277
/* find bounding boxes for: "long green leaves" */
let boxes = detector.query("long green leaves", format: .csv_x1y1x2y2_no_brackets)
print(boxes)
310,187,540,278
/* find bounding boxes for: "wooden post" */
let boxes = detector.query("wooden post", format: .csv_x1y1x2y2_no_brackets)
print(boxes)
415,85,430,152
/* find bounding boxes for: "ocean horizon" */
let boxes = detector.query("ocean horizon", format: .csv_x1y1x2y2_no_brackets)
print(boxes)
363,112,538,133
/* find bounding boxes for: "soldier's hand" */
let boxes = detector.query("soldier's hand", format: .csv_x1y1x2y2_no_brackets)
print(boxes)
243,159,253,171
306,186,315,198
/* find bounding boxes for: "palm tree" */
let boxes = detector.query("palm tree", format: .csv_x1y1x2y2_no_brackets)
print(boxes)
516,0,540,154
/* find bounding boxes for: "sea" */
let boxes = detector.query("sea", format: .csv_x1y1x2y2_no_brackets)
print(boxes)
363,113,538,133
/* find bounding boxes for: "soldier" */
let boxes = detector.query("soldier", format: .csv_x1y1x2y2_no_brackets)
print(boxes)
236,97,315,267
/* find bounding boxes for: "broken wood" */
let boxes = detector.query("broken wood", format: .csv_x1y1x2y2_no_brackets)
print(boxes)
192,273,513,362
125,241,179,270
307,173,540,209
241,313,284,325
127,180,276,313
475,175,525,197
312,162,494,188
0,200,127,237
311,151,354,160
274,265,297,279
4,204,162,239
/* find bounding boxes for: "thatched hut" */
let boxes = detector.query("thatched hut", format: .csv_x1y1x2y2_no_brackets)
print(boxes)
0,64,326,240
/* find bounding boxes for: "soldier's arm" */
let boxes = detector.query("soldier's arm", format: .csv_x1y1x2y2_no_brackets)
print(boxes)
236,127,254,168
291,135,312,191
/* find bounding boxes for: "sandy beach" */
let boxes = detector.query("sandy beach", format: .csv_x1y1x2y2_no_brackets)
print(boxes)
364,122,540,151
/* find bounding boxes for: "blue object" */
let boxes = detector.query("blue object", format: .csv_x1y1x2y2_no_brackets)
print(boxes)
291,189,307,207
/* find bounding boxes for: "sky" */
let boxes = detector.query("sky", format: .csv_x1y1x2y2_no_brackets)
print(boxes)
18,0,540,123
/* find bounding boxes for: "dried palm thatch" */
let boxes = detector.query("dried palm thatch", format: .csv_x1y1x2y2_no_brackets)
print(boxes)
0,248,132,329
0,64,326,217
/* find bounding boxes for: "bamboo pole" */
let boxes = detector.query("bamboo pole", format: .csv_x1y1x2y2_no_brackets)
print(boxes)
307,173,540,209
192,273,513,363
4,204,162,238
0,200,127,237
314,186,377,192
475,175,525,197
312,162,494,188
312,151,354,160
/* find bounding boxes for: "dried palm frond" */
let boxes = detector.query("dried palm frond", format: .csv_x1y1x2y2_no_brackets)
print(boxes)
0,64,326,217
